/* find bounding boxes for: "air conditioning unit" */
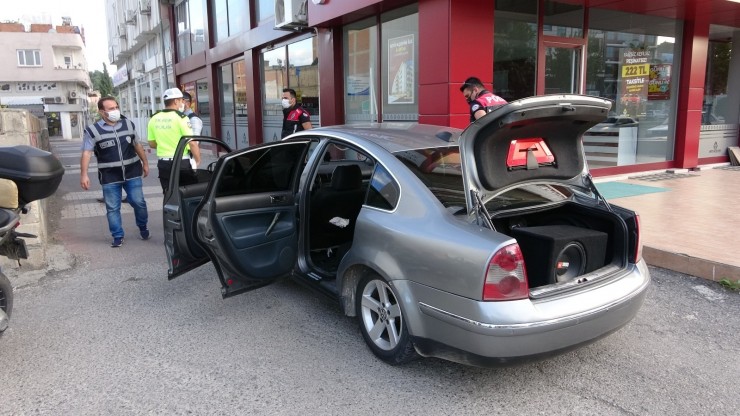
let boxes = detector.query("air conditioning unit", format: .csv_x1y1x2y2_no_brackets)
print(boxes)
274,0,308,30
69,91,78,99
118,24,127,38
137,63,145,73
54,96,64,104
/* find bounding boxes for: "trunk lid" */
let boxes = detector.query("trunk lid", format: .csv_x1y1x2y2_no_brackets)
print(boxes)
459,94,612,213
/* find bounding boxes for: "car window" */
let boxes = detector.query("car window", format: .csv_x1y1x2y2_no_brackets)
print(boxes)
214,143,308,197
393,147,465,209
366,164,400,210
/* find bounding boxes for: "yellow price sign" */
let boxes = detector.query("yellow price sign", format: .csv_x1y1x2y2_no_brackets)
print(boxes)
622,64,650,78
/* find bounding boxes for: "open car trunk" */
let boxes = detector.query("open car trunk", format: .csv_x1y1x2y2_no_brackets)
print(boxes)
490,200,640,295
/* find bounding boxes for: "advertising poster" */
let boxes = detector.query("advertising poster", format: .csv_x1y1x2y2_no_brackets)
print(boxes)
648,64,671,101
618,49,650,117
387,34,415,105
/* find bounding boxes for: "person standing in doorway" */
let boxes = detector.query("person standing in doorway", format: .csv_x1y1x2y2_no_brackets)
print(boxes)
182,91,203,136
459,77,508,123
147,88,201,193
80,96,150,247
281,88,312,138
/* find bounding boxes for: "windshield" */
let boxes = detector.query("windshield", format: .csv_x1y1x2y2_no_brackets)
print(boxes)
394,147,573,213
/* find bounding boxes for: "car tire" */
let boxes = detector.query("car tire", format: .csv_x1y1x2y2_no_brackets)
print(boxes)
0,271,13,333
356,273,418,365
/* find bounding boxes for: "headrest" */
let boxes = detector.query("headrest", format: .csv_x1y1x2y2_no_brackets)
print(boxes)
331,165,362,191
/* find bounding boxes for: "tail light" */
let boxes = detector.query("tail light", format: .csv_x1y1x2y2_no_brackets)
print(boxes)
633,214,643,263
483,243,529,301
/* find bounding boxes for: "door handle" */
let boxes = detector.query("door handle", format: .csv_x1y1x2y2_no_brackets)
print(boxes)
270,195,286,204
265,212,280,237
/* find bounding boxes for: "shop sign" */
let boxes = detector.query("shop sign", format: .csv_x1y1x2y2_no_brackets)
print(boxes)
387,34,415,105
618,49,650,117
112,64,129,88
648,64,671,101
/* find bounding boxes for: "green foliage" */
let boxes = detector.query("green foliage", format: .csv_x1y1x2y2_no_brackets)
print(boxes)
89,63,114,98
719,278,740,291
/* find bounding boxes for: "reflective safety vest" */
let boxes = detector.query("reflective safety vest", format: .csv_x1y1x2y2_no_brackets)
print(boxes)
86,118,143,185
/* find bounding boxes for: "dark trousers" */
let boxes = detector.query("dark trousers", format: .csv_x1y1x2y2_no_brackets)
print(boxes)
157,159,198,194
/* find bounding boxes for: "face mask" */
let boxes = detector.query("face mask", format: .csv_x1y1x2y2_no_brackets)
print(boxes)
281,98,291,109
106,110,121,122
178,104,185,112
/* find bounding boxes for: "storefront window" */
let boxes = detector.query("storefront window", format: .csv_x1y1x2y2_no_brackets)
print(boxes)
704,29,734,126
494,0,537,101
699,25,739,158
260,38,317,142
287,37,320,125
256,0,274,22
261,47,288,142
196,80,211,136
176,0,206,60
543,0,583,38
212,0,249,43
584,9,682,167
380,5,418,122
219,60,248,149
344,18,379,123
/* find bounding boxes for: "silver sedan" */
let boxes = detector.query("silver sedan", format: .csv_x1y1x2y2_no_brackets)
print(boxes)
163,94,650,367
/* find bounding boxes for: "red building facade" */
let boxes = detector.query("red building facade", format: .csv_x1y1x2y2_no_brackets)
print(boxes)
168,0,740,176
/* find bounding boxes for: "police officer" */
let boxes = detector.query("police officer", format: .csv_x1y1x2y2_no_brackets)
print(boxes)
80,96,150,247
147,88,201,193
281,88,312,138
459,77,508,122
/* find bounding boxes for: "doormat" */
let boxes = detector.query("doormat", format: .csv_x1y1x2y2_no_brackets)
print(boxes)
714,166,740,171
629,172,698,181
595,182,668,199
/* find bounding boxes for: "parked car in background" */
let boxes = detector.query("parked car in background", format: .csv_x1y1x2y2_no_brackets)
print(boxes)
162,94,650,367
587,115,639,135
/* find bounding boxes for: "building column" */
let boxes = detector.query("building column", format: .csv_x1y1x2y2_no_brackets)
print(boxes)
674,13,710,169
418,0,494,129
317,27,344,127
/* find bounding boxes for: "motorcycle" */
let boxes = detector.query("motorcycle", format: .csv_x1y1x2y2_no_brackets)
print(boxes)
0,146,64,334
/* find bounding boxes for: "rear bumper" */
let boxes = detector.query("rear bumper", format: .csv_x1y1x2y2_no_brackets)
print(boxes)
396,260,650,366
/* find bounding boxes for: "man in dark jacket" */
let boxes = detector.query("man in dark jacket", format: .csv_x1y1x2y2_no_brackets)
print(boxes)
281,88,312,138
460,76,508,122
80,96,150,247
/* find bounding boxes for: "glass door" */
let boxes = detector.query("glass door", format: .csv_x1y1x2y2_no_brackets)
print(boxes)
544,45,582,94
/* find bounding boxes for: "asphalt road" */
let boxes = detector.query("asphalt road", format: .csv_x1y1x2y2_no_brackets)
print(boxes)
0,138,738,415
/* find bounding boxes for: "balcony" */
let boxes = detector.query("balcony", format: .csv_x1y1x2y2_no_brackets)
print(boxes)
140,0,151,15
126,9,137,25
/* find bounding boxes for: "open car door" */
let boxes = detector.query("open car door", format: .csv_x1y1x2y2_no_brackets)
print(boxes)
194,140,312,298
164,136,232,279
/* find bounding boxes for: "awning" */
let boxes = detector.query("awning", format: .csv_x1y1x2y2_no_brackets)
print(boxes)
0,96,45,106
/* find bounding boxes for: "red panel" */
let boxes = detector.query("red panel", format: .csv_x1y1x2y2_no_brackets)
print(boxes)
317,28,344,127
449,114,470,130
418,0,450,85
449,0,493,84
418,84,450,115
419,115,451,126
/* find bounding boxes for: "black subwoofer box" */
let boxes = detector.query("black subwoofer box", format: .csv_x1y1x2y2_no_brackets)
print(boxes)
511,225,608,286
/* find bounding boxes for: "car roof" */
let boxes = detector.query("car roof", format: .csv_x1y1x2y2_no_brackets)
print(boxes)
303,123,463,153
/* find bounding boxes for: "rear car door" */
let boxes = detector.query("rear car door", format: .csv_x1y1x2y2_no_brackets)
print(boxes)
195,140,312,297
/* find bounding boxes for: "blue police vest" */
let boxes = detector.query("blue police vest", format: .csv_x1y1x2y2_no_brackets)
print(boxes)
86,118,143,184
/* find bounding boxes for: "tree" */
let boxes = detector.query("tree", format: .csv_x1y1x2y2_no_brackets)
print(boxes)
89,63,114,97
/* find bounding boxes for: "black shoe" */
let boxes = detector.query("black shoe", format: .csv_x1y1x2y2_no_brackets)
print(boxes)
111,237,124,247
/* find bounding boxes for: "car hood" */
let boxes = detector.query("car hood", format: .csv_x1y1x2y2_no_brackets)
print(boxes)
459,94,612,207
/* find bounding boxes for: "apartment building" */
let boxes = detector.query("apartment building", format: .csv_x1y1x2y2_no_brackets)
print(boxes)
106,0,173,139
0,18,92,140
